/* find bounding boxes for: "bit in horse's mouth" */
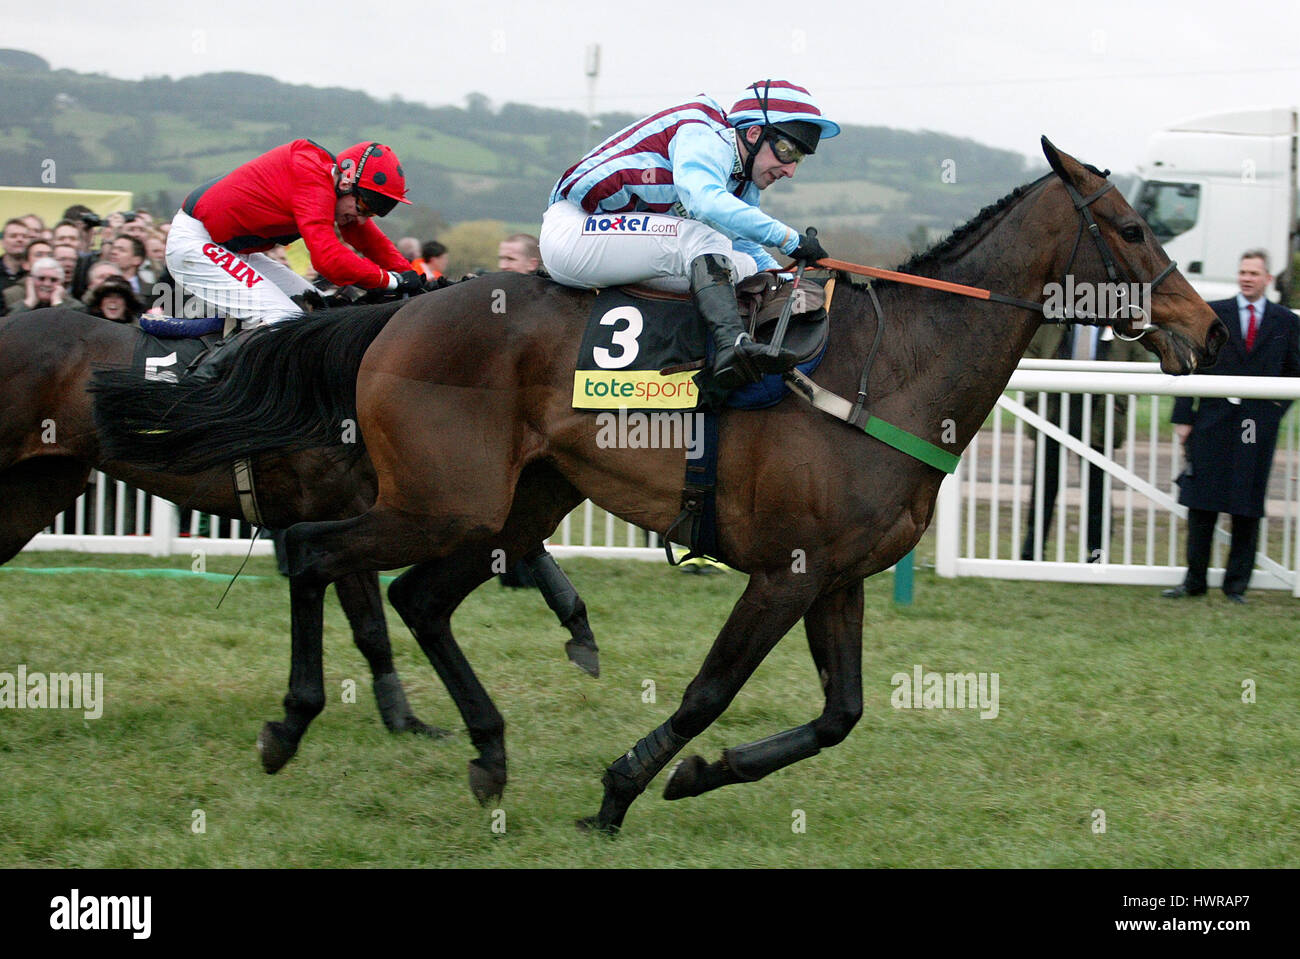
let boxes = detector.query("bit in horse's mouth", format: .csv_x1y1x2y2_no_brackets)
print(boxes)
1147,326,1199,374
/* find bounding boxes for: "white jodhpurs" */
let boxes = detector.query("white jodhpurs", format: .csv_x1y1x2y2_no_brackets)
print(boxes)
539,200,759,292
165,210,314,328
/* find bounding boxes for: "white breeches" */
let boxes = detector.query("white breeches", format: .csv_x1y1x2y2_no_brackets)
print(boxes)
165,210,313,327
538,200,759,292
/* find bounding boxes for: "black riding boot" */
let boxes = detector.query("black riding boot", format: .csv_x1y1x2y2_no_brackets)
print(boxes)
689,253,798,392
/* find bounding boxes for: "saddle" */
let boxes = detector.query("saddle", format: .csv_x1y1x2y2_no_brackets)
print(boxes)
735,273,830,403
622,273,830,370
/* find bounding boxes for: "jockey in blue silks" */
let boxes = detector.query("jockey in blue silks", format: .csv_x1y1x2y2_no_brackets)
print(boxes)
541,79,840,391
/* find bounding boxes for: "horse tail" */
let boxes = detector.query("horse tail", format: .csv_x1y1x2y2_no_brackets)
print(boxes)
91,300,407,473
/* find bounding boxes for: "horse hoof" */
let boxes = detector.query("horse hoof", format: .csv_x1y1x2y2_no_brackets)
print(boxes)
256,722,297,774
468,758,507,806
565,638,600,678
662,755,707,800
575,815,619,836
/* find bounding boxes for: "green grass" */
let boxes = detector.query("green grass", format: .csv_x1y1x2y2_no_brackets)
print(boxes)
1,552,1296,868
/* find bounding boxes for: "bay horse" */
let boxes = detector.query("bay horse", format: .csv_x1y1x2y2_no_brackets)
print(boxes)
0,301,598,767
93,140,1227,830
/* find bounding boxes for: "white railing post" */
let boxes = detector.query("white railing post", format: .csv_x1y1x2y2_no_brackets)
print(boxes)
934,471,960,577
149,496,176,557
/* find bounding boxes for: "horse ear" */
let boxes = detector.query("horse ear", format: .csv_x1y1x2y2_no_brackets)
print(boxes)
1041,136,1068,179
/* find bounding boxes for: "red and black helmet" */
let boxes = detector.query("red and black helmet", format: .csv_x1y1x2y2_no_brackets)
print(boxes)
336,142,410,216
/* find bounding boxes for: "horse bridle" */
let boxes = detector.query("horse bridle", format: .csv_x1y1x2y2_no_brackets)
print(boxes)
813,168,1183,429
1054,175,1178,339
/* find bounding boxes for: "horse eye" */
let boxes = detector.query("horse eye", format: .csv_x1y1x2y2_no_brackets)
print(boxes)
1120,225,1144,242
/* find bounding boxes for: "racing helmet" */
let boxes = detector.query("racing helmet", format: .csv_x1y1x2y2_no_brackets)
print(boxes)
336,142,410,216
728,80,841,157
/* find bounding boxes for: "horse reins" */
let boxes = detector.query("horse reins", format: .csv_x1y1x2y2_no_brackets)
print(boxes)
810,172,1179,332
781,169,1181,474
812,257,1050,314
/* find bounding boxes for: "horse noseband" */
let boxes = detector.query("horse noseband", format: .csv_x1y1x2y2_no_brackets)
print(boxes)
1058,177,1178,337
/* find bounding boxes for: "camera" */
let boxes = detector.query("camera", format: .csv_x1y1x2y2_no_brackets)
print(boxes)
121,212,137,222
79,212,103,228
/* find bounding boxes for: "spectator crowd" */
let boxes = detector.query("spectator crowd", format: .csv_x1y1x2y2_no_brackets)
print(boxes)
0,205,522,323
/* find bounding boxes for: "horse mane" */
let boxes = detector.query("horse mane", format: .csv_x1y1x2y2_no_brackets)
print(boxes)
896,171,1056,273
91,299,407,473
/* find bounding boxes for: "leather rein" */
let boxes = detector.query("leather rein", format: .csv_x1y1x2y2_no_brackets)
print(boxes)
811,174,1178,337
780,170,1179,473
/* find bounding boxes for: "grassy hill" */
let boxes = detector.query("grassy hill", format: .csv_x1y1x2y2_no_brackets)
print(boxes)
1,52,1042,252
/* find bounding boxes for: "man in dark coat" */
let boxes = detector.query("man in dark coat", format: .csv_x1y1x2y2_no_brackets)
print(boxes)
1164,250,1300,602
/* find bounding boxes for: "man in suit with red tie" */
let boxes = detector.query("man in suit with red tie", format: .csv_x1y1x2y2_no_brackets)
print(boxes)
1164,250,1300,602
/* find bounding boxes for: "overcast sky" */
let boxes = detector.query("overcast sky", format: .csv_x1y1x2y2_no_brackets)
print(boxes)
8,0,1300,175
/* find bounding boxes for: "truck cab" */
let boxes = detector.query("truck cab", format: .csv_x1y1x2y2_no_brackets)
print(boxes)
1131,107,1297,303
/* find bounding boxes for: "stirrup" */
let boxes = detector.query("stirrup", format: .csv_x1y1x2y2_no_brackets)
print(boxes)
736,332,798,375
712,334,763,389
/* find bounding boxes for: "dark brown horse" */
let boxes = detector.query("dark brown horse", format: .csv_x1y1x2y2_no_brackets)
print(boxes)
0,302,597,766
93,141,1227,830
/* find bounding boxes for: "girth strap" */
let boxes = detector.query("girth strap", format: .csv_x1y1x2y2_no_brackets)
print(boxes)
232,458,265,527
664,406,722,565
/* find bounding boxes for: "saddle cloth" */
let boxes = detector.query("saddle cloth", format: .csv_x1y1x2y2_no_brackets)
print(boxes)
135,315,244,383
572,276,830,412
130,321,223,384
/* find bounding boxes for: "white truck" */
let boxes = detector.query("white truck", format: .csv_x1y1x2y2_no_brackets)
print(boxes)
1131,107,1297,303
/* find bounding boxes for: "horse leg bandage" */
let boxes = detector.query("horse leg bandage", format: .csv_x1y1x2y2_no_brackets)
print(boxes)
608,720,688,791
723,724,821,782
525,548,582,624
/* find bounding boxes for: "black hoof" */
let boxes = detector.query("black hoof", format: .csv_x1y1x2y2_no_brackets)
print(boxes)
468,758,507,806
565,638,601,678
256,722,298,774
662,755,707,800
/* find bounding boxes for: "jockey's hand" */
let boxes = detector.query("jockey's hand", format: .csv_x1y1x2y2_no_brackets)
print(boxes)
423,275,453,292
394,270,426,295
791,232,828,264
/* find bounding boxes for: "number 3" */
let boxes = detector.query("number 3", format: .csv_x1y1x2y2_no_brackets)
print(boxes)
592,306,642,369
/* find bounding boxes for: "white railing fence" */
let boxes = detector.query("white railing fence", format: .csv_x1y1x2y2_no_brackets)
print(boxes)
935,361,1300,595
24,480,667,561
22,361,1300,597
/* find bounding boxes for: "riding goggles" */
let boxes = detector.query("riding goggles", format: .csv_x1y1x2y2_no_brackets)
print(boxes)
768,133,806,166
355,187,398,218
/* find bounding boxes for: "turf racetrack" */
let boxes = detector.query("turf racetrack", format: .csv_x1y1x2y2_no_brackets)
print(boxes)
1,552,1296,868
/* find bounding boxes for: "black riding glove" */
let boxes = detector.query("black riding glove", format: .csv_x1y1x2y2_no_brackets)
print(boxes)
424,275,453,291
791,232,828,263
394,270,426,295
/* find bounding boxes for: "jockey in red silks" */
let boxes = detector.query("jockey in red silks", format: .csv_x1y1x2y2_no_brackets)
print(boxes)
541,79,839,391
166,140,429,328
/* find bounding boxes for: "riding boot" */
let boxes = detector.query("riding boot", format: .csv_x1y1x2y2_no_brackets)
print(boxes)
689,253,798,392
